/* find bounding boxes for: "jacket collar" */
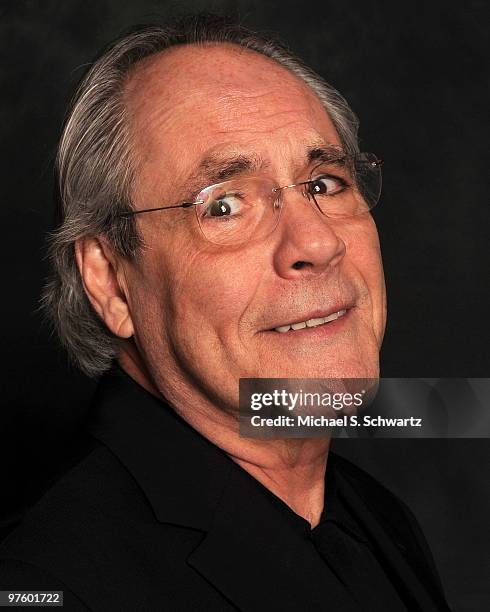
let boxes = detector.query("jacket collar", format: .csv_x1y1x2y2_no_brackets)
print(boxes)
86,364,233,531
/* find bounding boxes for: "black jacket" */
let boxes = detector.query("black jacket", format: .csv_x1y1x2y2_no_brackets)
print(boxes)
0,367,451,611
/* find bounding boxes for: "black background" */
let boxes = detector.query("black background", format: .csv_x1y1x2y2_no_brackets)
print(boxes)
1,1,489,610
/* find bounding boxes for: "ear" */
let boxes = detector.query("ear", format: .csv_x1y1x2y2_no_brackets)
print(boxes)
75,237,134,339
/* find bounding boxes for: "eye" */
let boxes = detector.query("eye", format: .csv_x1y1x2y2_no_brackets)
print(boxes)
202,191,245,218
307,174,347,198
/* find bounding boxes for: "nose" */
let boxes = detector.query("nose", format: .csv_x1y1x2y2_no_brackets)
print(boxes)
272,187,346,279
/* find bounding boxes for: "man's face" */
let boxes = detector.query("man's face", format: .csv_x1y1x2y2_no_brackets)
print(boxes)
121,44,387,409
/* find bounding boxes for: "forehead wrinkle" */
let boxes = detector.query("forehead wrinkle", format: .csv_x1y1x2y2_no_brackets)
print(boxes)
128,67,321,146
207,92,322,136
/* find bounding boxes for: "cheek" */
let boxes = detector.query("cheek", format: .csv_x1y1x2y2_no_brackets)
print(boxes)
173,252,261,334
343,219,386,326
150,238,267,362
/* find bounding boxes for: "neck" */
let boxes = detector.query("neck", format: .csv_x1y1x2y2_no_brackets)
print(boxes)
117,349,330,528
230,439,330,528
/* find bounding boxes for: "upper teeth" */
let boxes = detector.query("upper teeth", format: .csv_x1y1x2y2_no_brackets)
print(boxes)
274,309,347,333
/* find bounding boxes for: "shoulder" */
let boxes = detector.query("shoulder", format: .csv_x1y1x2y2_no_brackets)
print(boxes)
0,435,159,603
0,559,89,610
0,430,220,610
1,435,153,548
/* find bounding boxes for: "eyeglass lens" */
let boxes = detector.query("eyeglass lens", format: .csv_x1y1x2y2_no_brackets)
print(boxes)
195,152,382,245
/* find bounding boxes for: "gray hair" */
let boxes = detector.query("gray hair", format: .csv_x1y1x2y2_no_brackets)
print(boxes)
42,14,360,377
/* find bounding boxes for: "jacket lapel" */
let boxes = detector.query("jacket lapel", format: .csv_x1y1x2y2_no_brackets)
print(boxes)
86,366,232,531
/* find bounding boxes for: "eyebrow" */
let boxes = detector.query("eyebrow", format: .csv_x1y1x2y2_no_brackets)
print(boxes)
306,143,346,164
180,142,345,201
183,153,268,199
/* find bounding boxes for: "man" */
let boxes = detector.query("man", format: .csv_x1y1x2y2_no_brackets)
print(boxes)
0,15,451,611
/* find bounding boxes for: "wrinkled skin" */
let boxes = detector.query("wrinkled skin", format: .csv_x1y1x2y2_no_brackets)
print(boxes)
111,44,387,412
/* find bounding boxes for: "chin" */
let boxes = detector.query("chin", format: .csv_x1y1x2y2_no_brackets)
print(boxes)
256,352,380,380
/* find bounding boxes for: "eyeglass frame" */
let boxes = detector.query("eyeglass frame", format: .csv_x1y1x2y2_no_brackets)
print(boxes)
118,153,383,244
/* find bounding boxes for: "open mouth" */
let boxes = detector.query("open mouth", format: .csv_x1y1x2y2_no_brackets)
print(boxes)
272,308,348,333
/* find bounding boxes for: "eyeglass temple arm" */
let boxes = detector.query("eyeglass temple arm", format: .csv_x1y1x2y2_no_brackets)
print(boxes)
119,200,202,217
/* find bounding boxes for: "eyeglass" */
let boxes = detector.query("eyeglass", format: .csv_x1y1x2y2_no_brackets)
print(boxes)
120,152,383,246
